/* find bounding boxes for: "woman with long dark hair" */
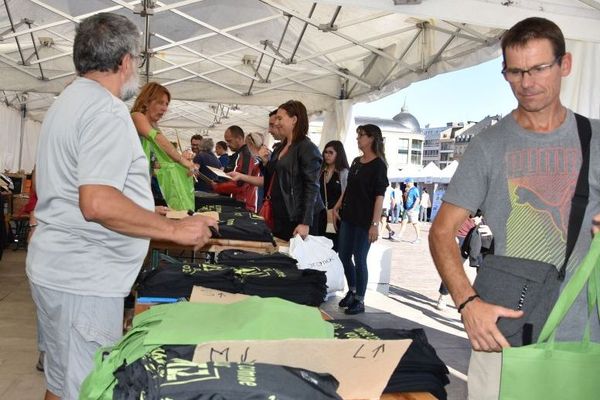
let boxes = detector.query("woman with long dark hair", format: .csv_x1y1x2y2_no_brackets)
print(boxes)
266,100,324,240
319,140,349,246
333,124,388,314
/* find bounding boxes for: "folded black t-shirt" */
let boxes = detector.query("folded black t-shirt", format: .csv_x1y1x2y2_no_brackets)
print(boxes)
218,249,298,269
113,345,342,400
330,319,449,399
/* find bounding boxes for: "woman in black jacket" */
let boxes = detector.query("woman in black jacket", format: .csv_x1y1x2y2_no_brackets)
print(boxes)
267,100,324,240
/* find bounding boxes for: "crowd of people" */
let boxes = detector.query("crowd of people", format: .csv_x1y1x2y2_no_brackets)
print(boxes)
20,10,600,400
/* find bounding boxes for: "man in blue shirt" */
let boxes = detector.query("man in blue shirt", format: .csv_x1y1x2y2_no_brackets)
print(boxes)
398,178,421,243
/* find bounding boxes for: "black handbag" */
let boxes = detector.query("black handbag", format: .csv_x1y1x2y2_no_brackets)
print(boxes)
473,113,592,347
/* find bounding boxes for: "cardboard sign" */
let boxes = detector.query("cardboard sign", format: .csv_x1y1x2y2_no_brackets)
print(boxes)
190,286,249,304
166,210,220,220
166,210,189,219
193,338,411,400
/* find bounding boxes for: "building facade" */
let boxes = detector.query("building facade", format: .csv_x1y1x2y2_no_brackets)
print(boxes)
453,115,501,161
309,110,424,174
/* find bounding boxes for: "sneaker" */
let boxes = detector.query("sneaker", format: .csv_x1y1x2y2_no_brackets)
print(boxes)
36,351,44,372
338,291,355,308
344,299,365,315
436,294,447,311
388,231,395,240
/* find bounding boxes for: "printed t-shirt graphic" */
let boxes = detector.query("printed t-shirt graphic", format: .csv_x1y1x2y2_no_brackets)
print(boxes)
505,145,579,267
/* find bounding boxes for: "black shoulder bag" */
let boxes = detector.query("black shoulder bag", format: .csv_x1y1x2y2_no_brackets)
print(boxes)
473,113,592,347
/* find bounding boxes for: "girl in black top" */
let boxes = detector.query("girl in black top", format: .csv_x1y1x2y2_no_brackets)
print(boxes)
333,124,388,314
318,140,349,247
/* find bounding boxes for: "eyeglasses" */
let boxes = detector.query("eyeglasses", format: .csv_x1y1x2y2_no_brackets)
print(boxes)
129,52,146,69
502,56,562,83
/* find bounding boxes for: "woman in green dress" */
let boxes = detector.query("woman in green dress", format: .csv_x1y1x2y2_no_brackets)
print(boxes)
131,82,196,211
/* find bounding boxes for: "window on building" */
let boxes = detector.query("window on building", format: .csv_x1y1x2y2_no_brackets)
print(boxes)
411,139,423,150
397,138,409,164
411,150,421,165
441,142,454,151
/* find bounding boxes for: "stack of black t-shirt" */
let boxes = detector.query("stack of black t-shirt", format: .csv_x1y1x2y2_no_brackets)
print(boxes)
195,192,245,209
218,249,298,269
197,205,273,243
235,266,327,306
331,319,449,399
136,258,327,306
136,262,240,299
113,345,342,400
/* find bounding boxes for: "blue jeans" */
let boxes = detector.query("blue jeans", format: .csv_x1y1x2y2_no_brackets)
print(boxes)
419,206,428,222
392,205,401,223
337,220,372,297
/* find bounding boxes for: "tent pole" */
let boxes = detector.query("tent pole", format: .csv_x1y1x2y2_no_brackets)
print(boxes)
143,5,152,84
3,0,27,65
289,2,316,63
25,20,46,80
18,104,26,172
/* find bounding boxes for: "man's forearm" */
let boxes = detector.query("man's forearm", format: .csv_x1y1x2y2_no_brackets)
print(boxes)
429,227,476,305
79,185,176,241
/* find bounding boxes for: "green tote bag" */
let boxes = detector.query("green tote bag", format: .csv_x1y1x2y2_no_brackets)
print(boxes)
500,234,600,400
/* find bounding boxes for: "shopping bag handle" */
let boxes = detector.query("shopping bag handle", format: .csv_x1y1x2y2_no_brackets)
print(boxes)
537,234,600,343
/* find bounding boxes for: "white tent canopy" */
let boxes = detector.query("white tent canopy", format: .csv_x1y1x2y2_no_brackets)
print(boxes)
388,161,444,183
438,160,459,184
419,161,443,183
388,163,421,183
1,0,599,173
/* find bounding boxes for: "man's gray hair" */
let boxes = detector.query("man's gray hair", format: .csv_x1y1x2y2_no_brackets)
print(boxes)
199,138,215,152
73,13,140,75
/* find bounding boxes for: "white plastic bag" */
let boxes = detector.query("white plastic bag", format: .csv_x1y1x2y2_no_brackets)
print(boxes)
289,235,345,293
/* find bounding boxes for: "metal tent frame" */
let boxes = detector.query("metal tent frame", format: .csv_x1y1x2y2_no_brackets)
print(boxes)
0,0,598,143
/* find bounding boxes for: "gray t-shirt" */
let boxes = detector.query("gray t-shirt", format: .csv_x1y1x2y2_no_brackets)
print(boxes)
444,110,600,340
26,77,154,297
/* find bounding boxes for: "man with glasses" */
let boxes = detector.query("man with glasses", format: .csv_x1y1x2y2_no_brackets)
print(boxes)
190,134,203,155
26,13,217,400
430,17,600,399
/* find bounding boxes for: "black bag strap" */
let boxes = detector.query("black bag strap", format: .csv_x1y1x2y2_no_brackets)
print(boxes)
560,113,592,279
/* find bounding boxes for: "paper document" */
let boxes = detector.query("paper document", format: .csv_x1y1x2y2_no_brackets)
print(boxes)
207,166,232,180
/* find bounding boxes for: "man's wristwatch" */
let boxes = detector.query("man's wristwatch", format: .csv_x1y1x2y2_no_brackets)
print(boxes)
371,221,379,226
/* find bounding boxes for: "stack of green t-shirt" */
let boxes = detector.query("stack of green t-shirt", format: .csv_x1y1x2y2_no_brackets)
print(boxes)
80,297,333,400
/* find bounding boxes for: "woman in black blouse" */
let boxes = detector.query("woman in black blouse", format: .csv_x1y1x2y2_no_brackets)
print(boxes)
318,140,349,247
333,124,388,314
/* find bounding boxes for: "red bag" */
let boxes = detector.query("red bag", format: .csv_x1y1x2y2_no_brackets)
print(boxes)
259,172,276,230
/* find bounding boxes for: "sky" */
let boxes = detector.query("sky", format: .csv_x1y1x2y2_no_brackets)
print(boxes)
353,56,517,128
